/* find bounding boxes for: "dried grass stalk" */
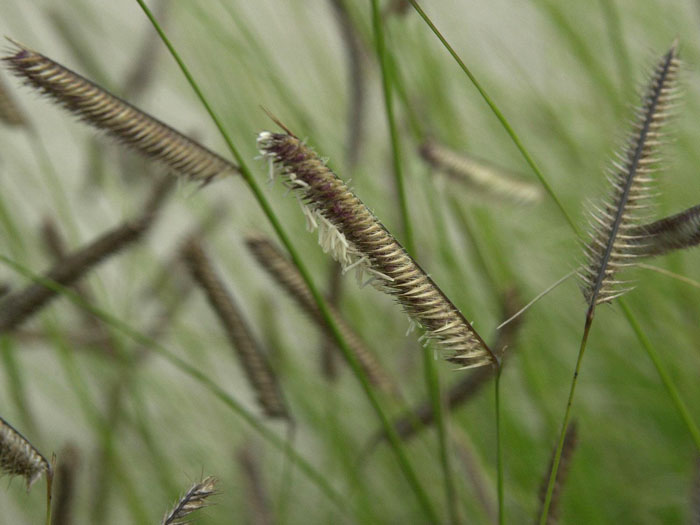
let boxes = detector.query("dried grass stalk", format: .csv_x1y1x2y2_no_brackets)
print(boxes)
579,42,679,307
420,139,542,204
245,233,399,395
0,73,26,126
257,130,495,369
630,203,700,257
0,415,51,489
537,422,579,525
3,40,238,182
181,238,289,419
0,176,172,332
161,476,218,525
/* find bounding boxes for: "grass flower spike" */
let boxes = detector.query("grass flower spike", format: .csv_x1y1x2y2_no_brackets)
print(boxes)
257,129,495,368
579,41,679,308
3,40,238,182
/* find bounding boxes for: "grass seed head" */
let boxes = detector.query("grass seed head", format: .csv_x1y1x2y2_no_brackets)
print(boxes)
257,130,495,369
3,40,238,183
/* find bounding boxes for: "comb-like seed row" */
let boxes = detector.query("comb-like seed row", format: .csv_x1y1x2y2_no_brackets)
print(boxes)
630,203,700,257
3,41,238,182
420,139,542,204
579,42,679,307
245,233,399,395
257,131,495,369
181,238,289,420
161,476,218,525
0,415,51,490
0,177,172,332
0,73,26,126
537,422,579,525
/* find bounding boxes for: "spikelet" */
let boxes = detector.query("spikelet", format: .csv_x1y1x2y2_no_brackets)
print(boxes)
420,139,542,204
181,238,289,419
257,130,495,369
0,176,172,332
245,233,399,395
0,415,51,490
161,476,218,525
0,73,26,126
3,40,238,182
579,42,679,307
537,422,579,525
630,203,700,257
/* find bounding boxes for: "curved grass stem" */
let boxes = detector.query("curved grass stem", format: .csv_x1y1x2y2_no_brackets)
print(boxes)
539,311,593,525
619,299,700,450
495,365,504,525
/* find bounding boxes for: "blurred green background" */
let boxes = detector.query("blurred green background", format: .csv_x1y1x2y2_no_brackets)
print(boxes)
0,0,700,523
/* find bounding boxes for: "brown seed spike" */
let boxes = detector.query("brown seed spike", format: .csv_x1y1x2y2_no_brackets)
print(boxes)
420,139,542,204
2,39,238,182
0,176,172,333
629,203,700,257
579,41,679,307
0,415,51,490
257,131,495,369
181,238,289,419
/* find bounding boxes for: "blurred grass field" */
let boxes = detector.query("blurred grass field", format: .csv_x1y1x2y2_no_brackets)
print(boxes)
1,0,700,523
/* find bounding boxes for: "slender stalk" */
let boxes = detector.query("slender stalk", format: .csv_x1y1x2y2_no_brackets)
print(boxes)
134,3,439,520
423,346,458,524
495,366,504,525
407,0,579,236
539,312,593,525
619,299,700,450
370,0,414,253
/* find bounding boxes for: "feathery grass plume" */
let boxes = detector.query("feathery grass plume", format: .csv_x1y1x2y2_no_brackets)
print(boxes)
245,233,399,395
3,40,238,183
0,415,51,489
237,445,273,525
372,288,523,445
52,444,79,525
629,203,700,257
420,139,542,204
257,129,495,368
537,422,579,525
579,42,679,307
0,73,26,126
161,476,218,525
0,176,173,333
181,237,289,419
